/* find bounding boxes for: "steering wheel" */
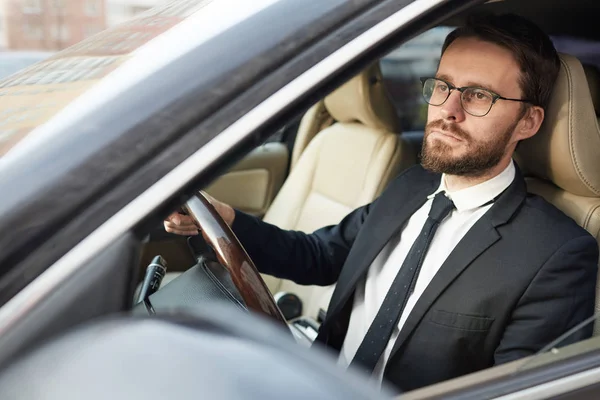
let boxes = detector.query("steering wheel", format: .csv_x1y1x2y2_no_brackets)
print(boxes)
180,192,287,326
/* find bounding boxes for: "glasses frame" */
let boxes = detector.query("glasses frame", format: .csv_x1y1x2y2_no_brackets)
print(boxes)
419,77,533,117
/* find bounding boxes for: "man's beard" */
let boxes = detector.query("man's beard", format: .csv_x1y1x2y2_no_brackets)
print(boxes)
420,119,516,178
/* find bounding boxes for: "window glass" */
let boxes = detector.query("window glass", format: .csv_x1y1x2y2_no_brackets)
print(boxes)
379,26,453,132
552,35,600,71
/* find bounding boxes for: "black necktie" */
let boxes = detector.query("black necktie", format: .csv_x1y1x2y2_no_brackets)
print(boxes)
349,191,455,373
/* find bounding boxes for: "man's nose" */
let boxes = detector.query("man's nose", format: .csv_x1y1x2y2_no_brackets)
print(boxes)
440,90,466,122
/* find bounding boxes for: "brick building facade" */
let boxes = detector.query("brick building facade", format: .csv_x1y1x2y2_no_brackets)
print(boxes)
3,0,106,51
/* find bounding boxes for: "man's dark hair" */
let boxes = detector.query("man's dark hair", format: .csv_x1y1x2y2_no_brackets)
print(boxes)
442,14,560,111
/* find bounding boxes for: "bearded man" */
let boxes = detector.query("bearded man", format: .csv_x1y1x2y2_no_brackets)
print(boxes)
164,13,599,393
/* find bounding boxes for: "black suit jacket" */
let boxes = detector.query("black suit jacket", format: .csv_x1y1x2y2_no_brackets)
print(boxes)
232,165,599,391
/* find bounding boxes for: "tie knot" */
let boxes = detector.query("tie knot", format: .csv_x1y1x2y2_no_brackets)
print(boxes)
429,192,455,222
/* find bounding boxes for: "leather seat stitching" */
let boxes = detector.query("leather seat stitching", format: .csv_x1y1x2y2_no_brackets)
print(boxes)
566,58,600,194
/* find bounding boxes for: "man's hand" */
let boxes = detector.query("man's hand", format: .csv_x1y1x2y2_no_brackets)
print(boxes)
164,192,235,236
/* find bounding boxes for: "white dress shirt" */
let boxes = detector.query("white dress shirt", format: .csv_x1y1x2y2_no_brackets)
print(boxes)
338,161,516,383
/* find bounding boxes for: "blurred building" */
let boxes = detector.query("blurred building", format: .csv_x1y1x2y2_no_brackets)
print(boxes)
0,0,174,51
2,0,107,50
105,0,167,27
0,0,9,48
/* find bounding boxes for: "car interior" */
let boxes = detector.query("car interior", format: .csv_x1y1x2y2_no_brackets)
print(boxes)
139,25,600,343
120,31,600,395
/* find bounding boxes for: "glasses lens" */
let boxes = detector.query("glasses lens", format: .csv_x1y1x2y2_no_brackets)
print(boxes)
422,78,449,106
461,88,494,116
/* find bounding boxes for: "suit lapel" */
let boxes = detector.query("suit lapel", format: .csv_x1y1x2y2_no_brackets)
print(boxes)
387,217,500,359
326,168,440,321
387,166,527,363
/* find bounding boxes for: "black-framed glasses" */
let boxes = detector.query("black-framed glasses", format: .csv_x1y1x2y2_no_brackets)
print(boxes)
420,77,532,117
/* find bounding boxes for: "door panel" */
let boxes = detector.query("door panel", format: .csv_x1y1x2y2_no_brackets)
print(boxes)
205,142,289,217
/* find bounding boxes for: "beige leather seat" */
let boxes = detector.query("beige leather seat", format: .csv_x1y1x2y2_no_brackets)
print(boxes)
261,64,416,319
516,54,600,332
290,100,333,170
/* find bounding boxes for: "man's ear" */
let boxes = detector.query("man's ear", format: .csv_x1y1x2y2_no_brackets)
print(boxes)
515,105,545,141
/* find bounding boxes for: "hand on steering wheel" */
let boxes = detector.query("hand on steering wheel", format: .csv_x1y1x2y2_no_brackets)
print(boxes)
164,191,234,236
172,193,286,325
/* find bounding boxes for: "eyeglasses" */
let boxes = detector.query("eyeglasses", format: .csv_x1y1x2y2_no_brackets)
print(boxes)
420,77,531,117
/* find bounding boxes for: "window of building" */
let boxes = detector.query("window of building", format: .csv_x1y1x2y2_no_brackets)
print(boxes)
85,0,100,16
51,0,68,15
22,0,43,14
23,22,43,40
51,24,71,41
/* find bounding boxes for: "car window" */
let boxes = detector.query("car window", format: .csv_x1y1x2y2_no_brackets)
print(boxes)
552,35,600,71
379,26,454,133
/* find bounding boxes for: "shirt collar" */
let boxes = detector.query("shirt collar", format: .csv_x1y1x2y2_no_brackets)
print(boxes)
428,160,516,212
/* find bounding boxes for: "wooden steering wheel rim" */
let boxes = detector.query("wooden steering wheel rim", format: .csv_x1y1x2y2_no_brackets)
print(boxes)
183,192,287,325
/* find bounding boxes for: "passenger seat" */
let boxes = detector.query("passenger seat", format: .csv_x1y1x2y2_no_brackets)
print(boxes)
261,63,417,320
289,100,333,170
516,54,600,332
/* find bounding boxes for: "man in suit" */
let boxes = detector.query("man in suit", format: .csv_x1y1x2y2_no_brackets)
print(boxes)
164,14,599,392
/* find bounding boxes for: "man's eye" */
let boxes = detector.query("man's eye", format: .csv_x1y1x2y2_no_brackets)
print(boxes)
466,89,491,101
436,84,449,92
